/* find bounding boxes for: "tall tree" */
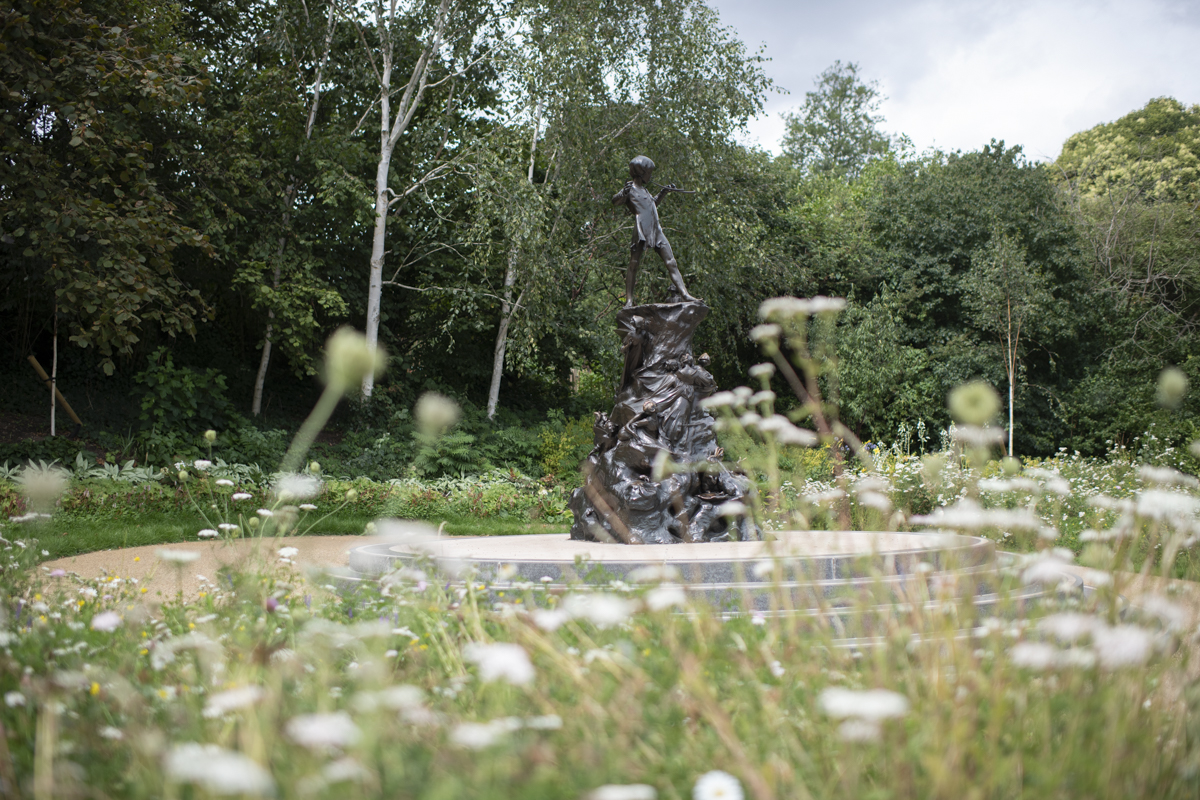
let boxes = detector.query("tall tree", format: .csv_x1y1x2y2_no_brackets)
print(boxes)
1052,97,1200,447
781,61,895,181
962,228,1051,455
0,0,210,375
468,0,775,417
1054,97,1200,362
353,0,500,399
856,143,1092,452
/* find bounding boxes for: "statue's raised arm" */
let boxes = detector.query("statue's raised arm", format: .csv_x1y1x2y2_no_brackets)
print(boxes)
615,155,696,308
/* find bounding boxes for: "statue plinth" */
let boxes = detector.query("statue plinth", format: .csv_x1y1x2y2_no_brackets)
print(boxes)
569,299,757,544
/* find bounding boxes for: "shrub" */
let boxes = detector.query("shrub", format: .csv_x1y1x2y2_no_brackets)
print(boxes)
537,412,593,484
134,347,233,434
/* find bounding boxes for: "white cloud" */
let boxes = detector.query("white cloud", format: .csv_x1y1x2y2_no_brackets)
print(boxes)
714,0,1200,160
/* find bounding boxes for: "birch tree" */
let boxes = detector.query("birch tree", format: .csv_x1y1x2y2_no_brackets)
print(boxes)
354,0,499,398
963,229,1050,455
471,0,772,418
247,1,341,416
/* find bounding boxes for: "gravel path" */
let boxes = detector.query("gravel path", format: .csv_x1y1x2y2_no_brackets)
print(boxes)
39,535,377,600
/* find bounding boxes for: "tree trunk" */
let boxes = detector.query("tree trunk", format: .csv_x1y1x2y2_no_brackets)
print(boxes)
251,253,284,416
251,3,335,413
363,146,393,399
486,107,540,418
486,250,519,419
50,306,57,437
1008,377,1014,456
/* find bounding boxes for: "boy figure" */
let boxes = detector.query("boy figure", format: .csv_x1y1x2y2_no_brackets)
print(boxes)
612,155,696,308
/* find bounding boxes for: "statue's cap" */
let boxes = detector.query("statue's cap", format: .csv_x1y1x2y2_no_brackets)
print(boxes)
629,155,655,178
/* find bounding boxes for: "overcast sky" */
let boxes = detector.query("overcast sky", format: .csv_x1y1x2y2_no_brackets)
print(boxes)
707,0,1200,162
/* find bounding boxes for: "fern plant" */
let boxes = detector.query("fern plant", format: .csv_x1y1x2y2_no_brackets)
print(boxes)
410,429,479,478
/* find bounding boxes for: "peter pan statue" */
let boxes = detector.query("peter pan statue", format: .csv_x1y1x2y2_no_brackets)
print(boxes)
612,155,697,308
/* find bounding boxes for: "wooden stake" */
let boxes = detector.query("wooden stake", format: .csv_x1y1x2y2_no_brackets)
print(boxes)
27,356,83,428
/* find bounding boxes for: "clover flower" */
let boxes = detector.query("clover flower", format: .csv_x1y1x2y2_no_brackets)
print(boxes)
215,479,234,487
759,295,845,322
700,391,737,410
286,711,361,751
837,719,883,742
231,492,252,501
450,720,512,750
415,391,461,434
646,584,687,611
275,473,322,501
90,611,121,632
948,381,1001,425
157,549,201,565
198,529,219,539
748,362,775,379
203,686,266,718
748,324,781,343
463,642,535,685
1137,465,1199,488
16,464,69,513
1156,367,1188,409
817,687,909,721
325,327,386,391
756,415,817,446
562,593,635,628
716,500,748,518
532,609,570,631
164,743,274,796
1093,624,1155,669
692,770,744,800
588,785,657,800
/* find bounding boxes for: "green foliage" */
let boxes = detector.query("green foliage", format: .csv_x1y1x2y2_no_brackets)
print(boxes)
134,347,232,432
855,142,1092,453
0,0,211,374
410,428,480,479
537,413,593,484
382,470,570,523
838,290,938,441
781,60,897,180
1053,98,1200,450
0,437,93,468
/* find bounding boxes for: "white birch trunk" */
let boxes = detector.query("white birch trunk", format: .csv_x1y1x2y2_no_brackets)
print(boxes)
363,148,393,399
50,306,57,437
484,105,540,418
251,254,284,416
361,0,447,398
1008,378,1015,456
486,251,519,419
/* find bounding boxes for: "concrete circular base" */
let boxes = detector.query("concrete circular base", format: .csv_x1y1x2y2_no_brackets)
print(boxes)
348,529,993,584
340,529,1077,630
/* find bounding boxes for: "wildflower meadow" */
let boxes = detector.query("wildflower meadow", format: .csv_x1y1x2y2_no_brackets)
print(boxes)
3,309,1200,799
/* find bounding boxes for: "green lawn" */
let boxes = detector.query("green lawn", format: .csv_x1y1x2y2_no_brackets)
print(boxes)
25,511,565,562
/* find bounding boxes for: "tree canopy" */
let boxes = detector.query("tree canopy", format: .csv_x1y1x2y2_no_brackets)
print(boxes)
0,2,1193,459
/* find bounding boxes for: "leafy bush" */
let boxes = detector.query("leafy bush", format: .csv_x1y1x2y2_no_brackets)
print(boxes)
0,436,93,467
537,412,593,484
134,347,232,433
382,471,571,523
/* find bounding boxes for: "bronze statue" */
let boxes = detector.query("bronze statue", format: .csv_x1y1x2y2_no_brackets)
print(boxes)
568,162,757,544
612,155,696,307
